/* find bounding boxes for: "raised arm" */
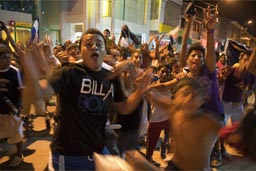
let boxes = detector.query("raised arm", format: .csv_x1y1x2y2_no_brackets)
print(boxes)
147,89,172,109
151,35,160,60
247,47,256,76
203,6,218,72
147,34,154,46
115,70,153,115
179,15,193,68
1,22,54,113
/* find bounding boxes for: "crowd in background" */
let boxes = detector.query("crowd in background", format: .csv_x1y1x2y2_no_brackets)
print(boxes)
0,3,256,171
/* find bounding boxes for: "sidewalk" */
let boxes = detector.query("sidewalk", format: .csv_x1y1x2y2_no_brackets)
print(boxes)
0,117,53,171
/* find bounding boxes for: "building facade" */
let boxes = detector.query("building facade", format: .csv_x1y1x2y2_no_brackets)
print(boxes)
1,0,253,48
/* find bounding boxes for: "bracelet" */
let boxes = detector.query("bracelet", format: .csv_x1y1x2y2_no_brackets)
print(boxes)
207,29,215,34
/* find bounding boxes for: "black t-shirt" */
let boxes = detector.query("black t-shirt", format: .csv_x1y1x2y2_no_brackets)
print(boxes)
0,66,23,114
49,62,126,155
117,100,143,131
222,71,255,102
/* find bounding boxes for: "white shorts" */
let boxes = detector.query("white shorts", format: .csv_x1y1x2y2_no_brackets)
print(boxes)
0,115,23,144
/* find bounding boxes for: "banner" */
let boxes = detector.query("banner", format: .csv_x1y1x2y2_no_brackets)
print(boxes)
224,39,251,66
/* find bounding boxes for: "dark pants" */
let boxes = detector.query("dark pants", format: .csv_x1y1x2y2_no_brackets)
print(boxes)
146,120,170,160
104,127,119,156
117,130,139,157
51,153,95,170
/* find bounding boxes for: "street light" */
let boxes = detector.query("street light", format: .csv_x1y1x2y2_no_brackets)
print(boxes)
240,19,254,46
217,0,234,6
247,20,253,25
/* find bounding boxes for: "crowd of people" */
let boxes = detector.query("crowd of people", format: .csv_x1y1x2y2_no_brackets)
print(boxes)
0,3,256,171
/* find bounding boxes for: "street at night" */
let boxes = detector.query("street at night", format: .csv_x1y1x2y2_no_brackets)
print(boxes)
1,0,256,170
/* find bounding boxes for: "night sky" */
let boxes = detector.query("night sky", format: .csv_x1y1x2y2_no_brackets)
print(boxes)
191,0,256,37
217,0,256,36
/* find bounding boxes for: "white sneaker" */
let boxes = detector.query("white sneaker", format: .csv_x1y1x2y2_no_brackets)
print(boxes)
9,155,24,167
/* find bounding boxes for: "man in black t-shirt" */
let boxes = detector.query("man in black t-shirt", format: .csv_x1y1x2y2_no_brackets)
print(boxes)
13,28,153,170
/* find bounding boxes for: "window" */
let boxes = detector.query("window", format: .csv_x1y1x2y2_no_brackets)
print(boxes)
115,0,146,24
150,0,159,20
164,0,181,26
1,0,36,18
102,0,112,17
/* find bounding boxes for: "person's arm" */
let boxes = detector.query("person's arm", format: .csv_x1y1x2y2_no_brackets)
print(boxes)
217,66,233,85
203,6,218,72
127,44,137,54
159,43,169,54
115,70,153,115
150,77,178,91
179,15,193,68
118,32,123,47
247,47,256,76
151,36,160,60
147,34,154,46
147,90,172,109
1,22,55,112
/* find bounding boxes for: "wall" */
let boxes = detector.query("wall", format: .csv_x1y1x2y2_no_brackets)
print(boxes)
0,9,32,24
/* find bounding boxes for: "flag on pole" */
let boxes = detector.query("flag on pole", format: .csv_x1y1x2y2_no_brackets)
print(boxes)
224,39,251,66
28,16,39,47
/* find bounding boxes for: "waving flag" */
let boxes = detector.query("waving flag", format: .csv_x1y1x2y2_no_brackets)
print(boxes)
28,17,39,47
224,39,251,66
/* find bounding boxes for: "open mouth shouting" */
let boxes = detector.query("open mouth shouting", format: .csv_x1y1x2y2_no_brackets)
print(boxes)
91,52,99,61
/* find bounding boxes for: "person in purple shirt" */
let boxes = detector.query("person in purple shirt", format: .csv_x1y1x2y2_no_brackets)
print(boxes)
152,5,225,168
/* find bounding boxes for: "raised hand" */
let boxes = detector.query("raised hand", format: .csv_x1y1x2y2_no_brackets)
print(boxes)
105,60,136,80
203,6,218,31
134,69,154,95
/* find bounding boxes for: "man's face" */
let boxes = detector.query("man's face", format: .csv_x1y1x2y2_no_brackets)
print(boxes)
80,33,106,71
0,53,11,70
173,85,204,110
103,31,110,39
141,44,148,51
158,66,169,82
131,52,142,67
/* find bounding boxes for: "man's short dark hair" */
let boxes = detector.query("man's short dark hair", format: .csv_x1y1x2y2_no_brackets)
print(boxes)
79,28,107,51
103,29,110,34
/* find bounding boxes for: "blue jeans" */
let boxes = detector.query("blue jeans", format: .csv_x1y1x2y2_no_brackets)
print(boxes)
49,148,110,171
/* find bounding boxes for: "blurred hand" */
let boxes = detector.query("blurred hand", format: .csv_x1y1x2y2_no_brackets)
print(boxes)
134,69,154,95
203,6,218,31
221,66,233,77
105,60,136,80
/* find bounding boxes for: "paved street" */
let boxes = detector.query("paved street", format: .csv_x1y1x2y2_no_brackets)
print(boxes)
1,116,256,171
0,116,52,171
0,115,169,171
0,93,256,171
